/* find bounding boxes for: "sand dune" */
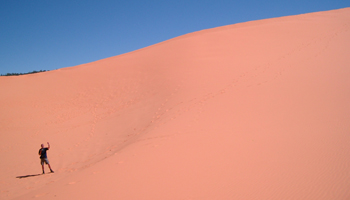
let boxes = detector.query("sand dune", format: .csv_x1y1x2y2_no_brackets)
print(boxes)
1,7,350,200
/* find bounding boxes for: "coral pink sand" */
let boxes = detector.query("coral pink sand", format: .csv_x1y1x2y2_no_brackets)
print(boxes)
1,7,350,200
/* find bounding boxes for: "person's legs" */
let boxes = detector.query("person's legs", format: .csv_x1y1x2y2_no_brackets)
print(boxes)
43,158,54,172
41,158,53,173
48,164,54,172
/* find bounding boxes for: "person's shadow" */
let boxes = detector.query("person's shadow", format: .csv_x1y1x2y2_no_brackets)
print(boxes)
16,174,43,179
16,171,54,179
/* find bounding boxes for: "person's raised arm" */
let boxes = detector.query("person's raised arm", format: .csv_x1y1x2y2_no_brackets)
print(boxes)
47,142,50,150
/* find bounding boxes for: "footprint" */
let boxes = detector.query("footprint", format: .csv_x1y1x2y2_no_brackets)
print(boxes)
35,193,47,197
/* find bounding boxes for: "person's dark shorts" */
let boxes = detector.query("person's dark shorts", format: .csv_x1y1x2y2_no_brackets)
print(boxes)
40,158,49,165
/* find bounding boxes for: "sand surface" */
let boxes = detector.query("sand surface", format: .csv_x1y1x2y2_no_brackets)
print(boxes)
1,7,350,200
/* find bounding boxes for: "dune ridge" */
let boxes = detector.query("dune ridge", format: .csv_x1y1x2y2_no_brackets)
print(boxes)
1,7,350,200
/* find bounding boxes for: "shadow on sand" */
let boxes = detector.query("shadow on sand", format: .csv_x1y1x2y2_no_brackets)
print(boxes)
16,171,54,179
16,174,43,179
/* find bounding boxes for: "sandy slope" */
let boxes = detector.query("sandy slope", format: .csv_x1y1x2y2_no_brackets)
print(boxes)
1,7,350,200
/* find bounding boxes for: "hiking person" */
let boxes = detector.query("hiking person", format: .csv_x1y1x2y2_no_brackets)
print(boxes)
39,142,54,174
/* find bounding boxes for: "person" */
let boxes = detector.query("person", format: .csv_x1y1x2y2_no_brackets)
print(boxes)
39,142,54,174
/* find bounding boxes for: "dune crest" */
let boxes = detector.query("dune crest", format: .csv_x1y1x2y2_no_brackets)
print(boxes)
1,7,350,200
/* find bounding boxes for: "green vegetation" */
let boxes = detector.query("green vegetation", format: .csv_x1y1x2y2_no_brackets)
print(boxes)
1,70,49,76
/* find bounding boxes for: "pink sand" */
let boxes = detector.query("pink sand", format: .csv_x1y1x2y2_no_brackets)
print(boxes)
1,7,350,200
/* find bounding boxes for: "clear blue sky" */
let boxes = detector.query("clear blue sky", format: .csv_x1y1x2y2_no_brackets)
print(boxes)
0,0,349,75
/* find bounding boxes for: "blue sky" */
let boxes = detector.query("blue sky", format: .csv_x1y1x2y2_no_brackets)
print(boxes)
0,0,349,75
